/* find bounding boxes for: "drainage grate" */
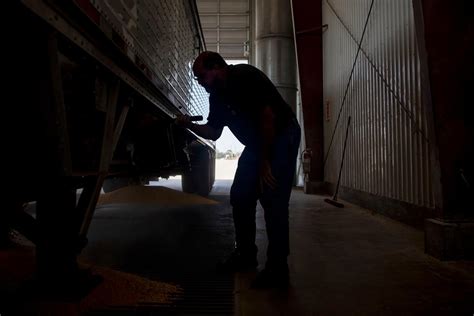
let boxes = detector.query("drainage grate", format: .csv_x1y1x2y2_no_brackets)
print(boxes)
87,274,235,315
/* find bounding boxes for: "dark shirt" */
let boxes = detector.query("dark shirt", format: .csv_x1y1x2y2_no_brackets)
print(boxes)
206,64,295,149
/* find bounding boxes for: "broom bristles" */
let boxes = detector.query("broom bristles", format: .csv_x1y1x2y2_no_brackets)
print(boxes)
324,198,344,208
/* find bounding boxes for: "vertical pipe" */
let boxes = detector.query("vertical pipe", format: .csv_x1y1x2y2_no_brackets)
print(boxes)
217,0,221,53
254,0,297,113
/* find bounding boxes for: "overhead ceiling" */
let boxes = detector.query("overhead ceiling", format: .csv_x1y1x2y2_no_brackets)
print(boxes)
196,0,250,60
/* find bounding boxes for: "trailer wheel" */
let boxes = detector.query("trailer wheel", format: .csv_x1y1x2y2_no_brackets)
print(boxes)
181,173,196,194
181,149,213,197
194,150,211,197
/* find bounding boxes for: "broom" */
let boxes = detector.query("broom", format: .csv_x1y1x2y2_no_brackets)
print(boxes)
325,116,351,208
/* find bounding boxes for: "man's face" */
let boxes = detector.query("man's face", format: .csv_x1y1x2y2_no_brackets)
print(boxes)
193,64,217,93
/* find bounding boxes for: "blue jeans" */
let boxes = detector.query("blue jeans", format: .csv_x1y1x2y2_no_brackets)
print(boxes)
230,119,301,267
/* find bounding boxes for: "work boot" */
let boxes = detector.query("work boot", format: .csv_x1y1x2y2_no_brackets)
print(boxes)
251,263,289,289
217,249,258,273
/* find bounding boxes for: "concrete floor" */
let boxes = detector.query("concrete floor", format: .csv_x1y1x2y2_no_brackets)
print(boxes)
85,179,474,315
1,179,474,315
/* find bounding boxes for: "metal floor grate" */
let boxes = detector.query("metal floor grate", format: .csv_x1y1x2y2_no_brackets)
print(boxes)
87,275,235,315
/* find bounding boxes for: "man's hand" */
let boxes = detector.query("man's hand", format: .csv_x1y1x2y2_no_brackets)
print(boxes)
174,115,223,141
175,114,192,128
259,159,277,191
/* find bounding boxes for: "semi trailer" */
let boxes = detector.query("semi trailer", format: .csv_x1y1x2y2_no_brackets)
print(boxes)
4,0,214,292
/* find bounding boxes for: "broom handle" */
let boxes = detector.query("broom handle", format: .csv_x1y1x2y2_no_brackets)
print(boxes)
333,116,351,200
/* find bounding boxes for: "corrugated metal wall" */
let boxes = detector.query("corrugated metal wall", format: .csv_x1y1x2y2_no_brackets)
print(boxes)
322,0,434,207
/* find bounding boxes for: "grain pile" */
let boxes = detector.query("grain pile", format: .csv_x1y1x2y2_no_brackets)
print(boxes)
79,264,182,312
0,237,182,314
98,185,218,206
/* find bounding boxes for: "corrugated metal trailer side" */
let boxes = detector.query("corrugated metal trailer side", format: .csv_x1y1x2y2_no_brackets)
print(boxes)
24,0,209,119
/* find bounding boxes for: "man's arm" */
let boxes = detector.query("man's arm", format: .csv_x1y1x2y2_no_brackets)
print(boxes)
175,114,223,141
259,105,277,190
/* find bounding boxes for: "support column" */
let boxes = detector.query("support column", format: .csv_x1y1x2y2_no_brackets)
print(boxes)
413,0,474,260
290,0,324,193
